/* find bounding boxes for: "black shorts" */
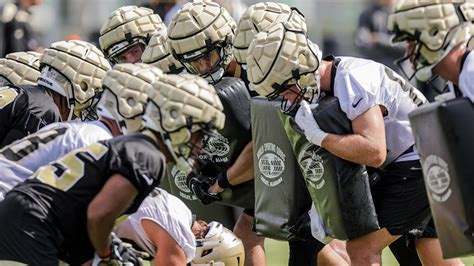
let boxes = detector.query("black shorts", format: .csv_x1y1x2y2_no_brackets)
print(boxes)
0,191,60,265
371,160,431,236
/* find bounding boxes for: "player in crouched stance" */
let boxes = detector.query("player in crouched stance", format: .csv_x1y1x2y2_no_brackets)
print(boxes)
0,73,225,265
114,187,245,266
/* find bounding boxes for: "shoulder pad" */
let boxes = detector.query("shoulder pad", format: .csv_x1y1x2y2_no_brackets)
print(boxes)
213,77,250,99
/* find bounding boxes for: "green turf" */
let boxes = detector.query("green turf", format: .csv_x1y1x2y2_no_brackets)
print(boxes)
264,238,474,265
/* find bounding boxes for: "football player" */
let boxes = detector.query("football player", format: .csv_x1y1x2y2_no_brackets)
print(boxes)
0,73,225,265
0,63,163,201
0,51,41,87
99,5,166,65
388,0,474,102
246,21,463,266
0,40,111,148
168,2,264,265
114,188,245,266
234,4,344,266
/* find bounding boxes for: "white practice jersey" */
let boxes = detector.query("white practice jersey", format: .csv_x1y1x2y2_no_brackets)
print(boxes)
0,120,112,198
114,188,196,263
332,56,427,167
459,51,474,102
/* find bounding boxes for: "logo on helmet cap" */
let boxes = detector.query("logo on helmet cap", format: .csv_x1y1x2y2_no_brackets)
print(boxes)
298,143,325,190
257,142,285,187
423,155,452,203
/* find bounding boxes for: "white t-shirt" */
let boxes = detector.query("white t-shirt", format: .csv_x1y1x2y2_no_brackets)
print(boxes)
332,56,427,166
459,51,474,102
0,120,112,198
114,188,196,263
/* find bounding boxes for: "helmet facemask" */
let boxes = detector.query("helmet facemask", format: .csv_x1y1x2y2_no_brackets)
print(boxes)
78,91,102,121
108,39,148,65
261,32,321,114
176,38,233,85
394,25,472,82
193,221,245,266
143,101,216,174
389,1,474,82
268,70,318,115
97,88,145,135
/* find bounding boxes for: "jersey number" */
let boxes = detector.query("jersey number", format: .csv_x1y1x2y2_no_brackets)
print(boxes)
0,127,68,162
36,143,108,191
384,67,427,107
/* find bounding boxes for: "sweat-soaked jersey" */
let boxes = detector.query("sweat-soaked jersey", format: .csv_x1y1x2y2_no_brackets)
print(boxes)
0,84,61,148
11,133,165,264
0,120,112,198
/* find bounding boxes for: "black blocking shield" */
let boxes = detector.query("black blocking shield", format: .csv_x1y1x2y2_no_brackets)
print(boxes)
283,96,379,240
409,97,474,258
251,97,313,240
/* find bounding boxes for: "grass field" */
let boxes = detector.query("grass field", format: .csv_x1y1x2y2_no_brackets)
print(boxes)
264,239,474,266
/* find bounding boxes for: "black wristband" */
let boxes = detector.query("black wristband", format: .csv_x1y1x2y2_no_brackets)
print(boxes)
217,171,234,189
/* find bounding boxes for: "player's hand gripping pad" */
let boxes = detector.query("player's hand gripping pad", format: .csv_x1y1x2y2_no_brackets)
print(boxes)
163,163,237,230
282,96,379,240
251,97,312,240
409,97,474,258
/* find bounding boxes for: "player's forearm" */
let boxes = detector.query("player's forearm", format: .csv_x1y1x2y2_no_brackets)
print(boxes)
155,253,187,266
227,141,254,185
87,208,116,254
321,133,386,168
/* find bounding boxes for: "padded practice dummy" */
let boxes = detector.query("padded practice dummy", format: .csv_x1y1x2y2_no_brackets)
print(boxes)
198,77,255,209
409,97,474,258
282,96,379,240
163,163,236,229
251,97,312,240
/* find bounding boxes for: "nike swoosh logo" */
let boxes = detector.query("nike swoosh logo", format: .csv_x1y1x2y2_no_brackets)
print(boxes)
352,97,363,108
142,174,154,186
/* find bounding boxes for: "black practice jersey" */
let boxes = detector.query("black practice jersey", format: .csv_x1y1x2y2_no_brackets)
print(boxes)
0,85,61,148
199,77,252,175
12,133,166,264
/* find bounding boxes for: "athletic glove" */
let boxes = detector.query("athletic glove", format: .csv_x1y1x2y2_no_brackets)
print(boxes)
186,171,222,205
92,233,149,266
288,211,314,242
295,100,328,146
